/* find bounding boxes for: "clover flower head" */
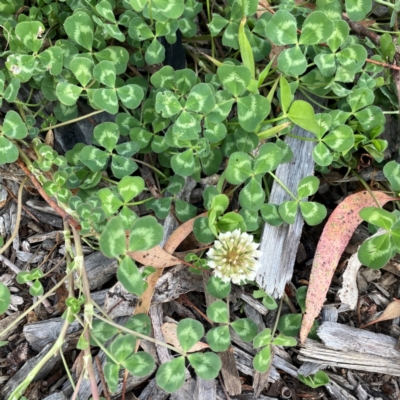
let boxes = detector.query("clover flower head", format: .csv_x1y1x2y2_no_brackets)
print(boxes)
207,229,262,284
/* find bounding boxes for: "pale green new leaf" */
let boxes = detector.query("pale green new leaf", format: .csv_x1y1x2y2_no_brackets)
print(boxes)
0,282,10,314
177,318,205,352
239,17,255,79
287,100,321,135
187,352,222,380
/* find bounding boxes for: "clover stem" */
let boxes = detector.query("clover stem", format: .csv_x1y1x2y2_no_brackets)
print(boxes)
299,88,332,111
285,132,318,142
351,168,382,208
94,313,186,356
38,109,104,132
271,296,284,337
8,312,71,400
71,225,100,400
268,171,297,200
133,158,168,179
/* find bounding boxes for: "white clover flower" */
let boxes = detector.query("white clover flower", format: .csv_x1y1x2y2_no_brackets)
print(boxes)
207,229,262,284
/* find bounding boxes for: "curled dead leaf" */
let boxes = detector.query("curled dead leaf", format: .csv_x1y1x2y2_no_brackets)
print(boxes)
361,299,400,328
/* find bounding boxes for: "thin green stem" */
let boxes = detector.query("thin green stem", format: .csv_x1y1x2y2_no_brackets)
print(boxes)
94,313,186,356
8,312,71,400
271,296,284,337
383,111,400,114
268,171,297,200
39,110,104,132
351,169,382,208
299,88,332,111
285,132,319,142
133,158,168,179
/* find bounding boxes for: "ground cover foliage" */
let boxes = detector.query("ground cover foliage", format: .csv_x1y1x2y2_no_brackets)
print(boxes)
1,0,400,398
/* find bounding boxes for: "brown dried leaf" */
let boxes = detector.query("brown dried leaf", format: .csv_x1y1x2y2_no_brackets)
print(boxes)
127,245,182,268
361,299,400,328
45,129,54,147
161,322,209,353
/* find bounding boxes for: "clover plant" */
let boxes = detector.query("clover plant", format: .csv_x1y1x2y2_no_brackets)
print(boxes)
1,0,400,397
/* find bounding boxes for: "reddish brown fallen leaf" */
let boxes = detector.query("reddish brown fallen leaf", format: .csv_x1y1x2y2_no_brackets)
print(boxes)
132,213,208,351
161,322,210,352
300,191,396,343
127,246,182,268
360,299,400,328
